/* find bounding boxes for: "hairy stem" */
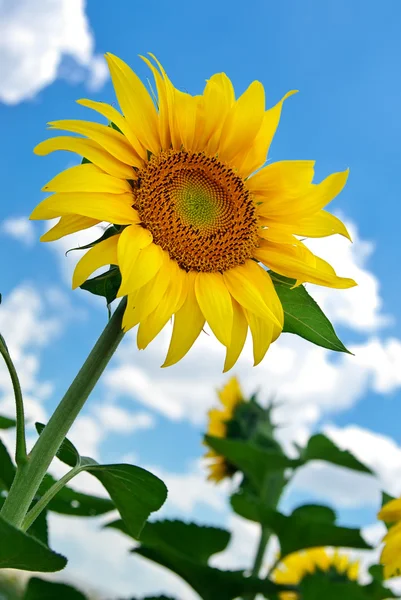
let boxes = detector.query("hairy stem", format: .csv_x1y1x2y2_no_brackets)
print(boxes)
0,298,126,528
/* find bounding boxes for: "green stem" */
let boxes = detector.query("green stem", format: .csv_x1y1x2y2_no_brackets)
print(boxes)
0,335,27,466
0,298,126,528
250,525,271,578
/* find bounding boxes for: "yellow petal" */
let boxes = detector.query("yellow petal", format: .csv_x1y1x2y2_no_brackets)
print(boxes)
163,273,205,367
218,376,243,409
31,192,139,224
223,301,248,372
117,224,154,296
105,53,160,154
42,163,132,194
48,120,142,168
202,73,235,154
137,263,187,350
218,80,265,164
77,98,147,161
247,160,315,198
255,240,357,289
34,136,134,179
147,53,181,150
140,54,170,150
40,215,99,242
195,272,233,347
223,262,282,328
378,497,401,523
122,253,172,330
245,309,274,366
238,91,297,177
72,234,119,289
290,210,352,240
174,90,201,152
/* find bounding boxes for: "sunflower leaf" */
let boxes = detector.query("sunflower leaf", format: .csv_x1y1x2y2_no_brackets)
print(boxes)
299,571,396,600
270,272,351,354
35,422,80,468
0,516,67,572
0,415,16,429
300,433,372,473
80,266,122,307
23,577,88,600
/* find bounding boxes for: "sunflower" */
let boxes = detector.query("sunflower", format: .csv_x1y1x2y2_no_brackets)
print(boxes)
272,548,359,599
31,53,356,370
205,377,244,482
378,496,401,578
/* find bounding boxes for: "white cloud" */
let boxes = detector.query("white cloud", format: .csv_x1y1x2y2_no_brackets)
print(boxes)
94,403,155,434
0,0,108,105
1,217,36,246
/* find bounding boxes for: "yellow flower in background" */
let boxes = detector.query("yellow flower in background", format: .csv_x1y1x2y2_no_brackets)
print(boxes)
378,496,401,578
205,377,244,482
31,53,356,370
272,548,359,599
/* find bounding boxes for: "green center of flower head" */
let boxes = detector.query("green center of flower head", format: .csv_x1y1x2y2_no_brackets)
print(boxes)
134,150,259,272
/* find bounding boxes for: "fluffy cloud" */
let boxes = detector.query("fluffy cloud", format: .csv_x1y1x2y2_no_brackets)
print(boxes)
1,217,36,246
0,0,108,104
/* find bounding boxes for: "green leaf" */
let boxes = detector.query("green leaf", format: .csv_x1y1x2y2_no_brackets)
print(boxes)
231,495,371,557
84,463,167,537
108,519,231,563
80,266,122,306
23,577,88,600
27,508,48,545
36,422,80,468
270,272,351,354
204,435,295,490
115,519,282,600
0,415,16,429
0,516,67,572
38,473,114,517
0,438,15,490
67,225,121,254
300,433,372,474
299,571,396,600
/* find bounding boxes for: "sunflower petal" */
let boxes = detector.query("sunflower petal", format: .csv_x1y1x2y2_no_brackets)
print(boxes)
163,273,205,367
105,53,160,154
202,73,235,154
290,210,352,240
117,224,154,296
34,136,134,179
72,234,119,289
30,193,139,224
223,300,248,372
195,272,233,347
245,309,274,366
77,98,147,161
40,215,99,242
48,120,142,167
42,163,132,194
140,54,170,150
247,160,315,197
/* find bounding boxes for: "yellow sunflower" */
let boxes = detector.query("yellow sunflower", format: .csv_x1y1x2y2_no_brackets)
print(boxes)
205,377,244,482
31,53,356,370
272,548,359,599
378,496,401,578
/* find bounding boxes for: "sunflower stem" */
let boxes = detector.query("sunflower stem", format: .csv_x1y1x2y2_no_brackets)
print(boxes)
0,298,126,528
0,334,27,466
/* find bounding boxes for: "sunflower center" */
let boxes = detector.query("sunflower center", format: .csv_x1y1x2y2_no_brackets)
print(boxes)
134,150,259,272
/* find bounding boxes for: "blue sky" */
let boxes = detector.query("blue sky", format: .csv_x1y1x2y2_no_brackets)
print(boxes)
1,0,401,597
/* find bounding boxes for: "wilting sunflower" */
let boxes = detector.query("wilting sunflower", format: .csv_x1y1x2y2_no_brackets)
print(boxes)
205,377,244,482
378,496,401,577
272,548,359,599
31,53,356,370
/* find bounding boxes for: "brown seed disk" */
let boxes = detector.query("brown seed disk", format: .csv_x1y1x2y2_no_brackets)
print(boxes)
133,150,259,273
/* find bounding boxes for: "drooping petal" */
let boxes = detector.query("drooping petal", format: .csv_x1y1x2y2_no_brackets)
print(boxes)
48,120,142,167
40,214,100,242
122,252,172,330
238,91,297,177
223,262,282,327
223,300,248,373
105,53,160,154
34,136,134,179
245,309,274,366
163,272,205,367
255,240,357,289
76,98,147,161
137,262,187,350
218,80,265,164
195,272,233,347
117,224,154,296
42,163,132,194
72,234,119,289
30,192,139,224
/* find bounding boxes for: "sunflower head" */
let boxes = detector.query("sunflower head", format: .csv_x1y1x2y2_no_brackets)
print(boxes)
31,52,356,370
272,548,359,599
